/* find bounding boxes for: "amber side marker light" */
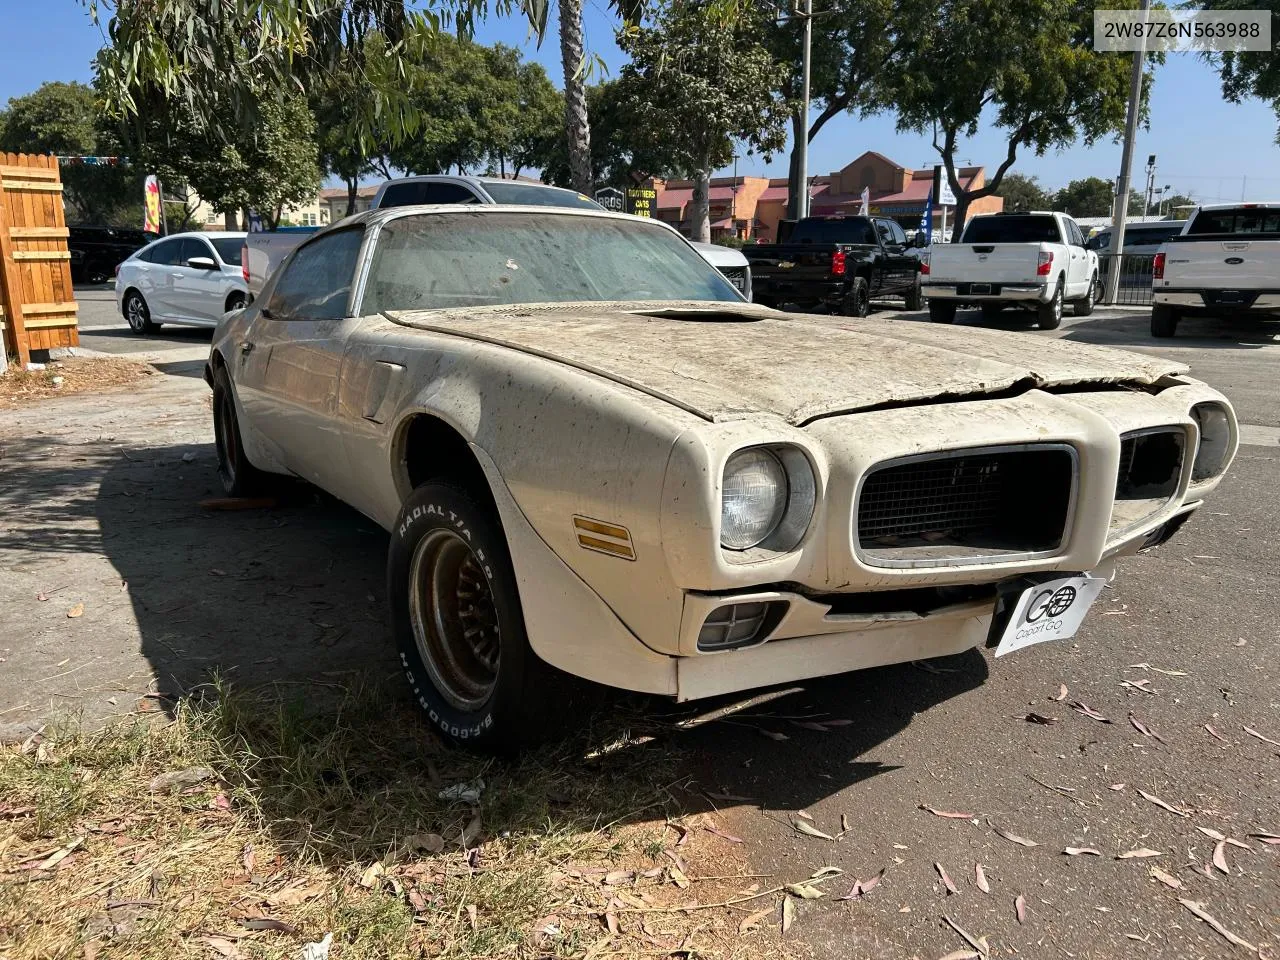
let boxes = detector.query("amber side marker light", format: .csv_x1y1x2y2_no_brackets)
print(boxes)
573,516,635,560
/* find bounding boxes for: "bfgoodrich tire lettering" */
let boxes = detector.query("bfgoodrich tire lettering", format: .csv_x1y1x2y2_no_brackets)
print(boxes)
388,482,555,749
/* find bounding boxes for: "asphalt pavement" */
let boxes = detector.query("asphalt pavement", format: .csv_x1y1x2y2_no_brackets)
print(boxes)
11,287,1280,959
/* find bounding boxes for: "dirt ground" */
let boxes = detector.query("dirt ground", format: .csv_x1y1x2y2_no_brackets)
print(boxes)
1,346,1277,960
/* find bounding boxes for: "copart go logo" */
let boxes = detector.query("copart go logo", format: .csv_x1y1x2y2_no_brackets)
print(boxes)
1024,585,1077,624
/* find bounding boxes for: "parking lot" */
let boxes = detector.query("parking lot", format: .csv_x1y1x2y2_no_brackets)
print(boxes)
2,292,1278,958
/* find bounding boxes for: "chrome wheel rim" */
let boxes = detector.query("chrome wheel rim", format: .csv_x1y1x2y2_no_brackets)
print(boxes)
126,296,145,331
1053,286,1062,321
409,529,500,711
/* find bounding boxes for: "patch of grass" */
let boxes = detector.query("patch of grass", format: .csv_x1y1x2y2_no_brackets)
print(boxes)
0,681,785,959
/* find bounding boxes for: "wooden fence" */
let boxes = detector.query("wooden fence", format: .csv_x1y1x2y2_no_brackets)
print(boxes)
0,153,79,367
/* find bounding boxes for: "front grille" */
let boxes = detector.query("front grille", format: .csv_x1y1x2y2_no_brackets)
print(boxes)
857,447,1075,566
1111,429,1185,531
716,265,749,295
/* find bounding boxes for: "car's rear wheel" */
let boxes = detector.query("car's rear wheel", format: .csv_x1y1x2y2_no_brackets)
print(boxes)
928,300,957,324
211,365,269,497
1072,273,1098,316
388,483,555,750
842,276,871,317
124,291,157,334
1151,303,1180,338
903,276,923,311
1037,279,1064,330
225,292,247,314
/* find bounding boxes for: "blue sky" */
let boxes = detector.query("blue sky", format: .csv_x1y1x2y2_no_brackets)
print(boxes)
2,3,1278,202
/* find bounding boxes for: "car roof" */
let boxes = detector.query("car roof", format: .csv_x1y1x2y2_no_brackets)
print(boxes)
321,204,675,234
1192,202,1280,211
147,231,247,241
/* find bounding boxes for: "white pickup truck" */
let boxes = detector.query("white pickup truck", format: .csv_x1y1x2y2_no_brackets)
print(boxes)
1151,202,1280,337
241,174,752,301
922,212,1099,329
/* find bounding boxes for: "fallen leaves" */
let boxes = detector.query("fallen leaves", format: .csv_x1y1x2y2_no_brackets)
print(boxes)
1021,712,1059,725
1051,683,1069,702
704,825,743,844
1137,789,1190,818
1014,894,1027,924
793,819,835,842
1212,840,1230,875
66,602,84,619
1128,713,1165,743
921,805,973,820
835,870,883,901
1178,899,1257,953
148,766,216,794
358,862,385,889
1149,866,1183,889
1064,847,1101,857
1205,724,1231,743
1243,726,1280,747
1116,848,1163,860
758,729,790,742
974,863,990,894
1070,701,1112,723
780,894,795,934
935,862,959,895
783,882,825,899
405,832,445,855
990,824,1038,848
739,906,774,933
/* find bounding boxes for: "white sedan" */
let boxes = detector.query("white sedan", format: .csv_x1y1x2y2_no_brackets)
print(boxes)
116,231,248,333
206,206,1237,749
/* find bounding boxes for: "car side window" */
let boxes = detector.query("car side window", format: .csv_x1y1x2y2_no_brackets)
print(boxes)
266,228,365,320
379,181,481,207
180,237,214,265
145,239,184,266
887,221,908,246
874,220,895,246
423,183,480,204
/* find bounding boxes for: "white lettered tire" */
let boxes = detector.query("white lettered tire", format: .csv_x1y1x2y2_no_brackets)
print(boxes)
387,482,555,750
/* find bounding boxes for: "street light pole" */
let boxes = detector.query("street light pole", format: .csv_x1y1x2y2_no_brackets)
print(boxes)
794,0,812,221
1104,0,1149,304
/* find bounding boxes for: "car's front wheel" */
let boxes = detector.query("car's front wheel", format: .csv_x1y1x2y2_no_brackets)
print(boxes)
388,483,553,750
124,291,157,334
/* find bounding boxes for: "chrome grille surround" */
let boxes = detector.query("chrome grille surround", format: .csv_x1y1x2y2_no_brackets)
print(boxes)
854,443,1079,569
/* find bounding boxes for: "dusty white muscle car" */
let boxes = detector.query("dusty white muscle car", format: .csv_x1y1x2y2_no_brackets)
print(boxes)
206,206,1238,747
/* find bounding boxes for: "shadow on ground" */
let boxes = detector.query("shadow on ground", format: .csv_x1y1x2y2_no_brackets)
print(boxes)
0,433,988,856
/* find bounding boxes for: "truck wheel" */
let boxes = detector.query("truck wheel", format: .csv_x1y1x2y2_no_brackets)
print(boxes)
842,276,870,317
1037,280,1064,330
388,482,557,751
1072,273,1098,316
903,276,923,311
928,301,957,324
1151,304,1179,338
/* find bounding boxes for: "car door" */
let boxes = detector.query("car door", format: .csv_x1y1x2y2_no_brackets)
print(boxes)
1063,219,1092,296
873,219,915,294
137,237,186,320
234,226,369,495
171,237,225,324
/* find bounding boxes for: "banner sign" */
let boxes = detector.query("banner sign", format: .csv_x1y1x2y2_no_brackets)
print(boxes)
594,187,624,212
933,165,957,207
625,186,657,217
143,175,162,233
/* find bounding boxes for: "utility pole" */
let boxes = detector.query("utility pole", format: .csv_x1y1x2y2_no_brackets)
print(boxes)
787,0,813,221
1104,0,1149,305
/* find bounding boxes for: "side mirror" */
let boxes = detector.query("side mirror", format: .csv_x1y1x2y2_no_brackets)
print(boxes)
911,231,927,248
186,256,217,270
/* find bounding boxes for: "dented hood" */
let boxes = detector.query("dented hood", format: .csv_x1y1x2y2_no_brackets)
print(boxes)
389,302,1188,425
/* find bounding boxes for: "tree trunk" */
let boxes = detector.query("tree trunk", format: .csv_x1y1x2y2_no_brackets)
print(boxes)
691,169,711,243
950,195,971,239
559,0,593,196
224,210,238,230
345,176,358,218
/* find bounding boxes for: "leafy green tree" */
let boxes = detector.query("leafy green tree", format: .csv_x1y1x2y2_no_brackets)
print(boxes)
1152,192,1196,218
996,173,1053,212
616,4,791,242
1053,177,1115,217
762,0,899,216
890,0,1144,234
478,46,563,179
539,81,660,189
1202,0,1280,141
0,81,145,226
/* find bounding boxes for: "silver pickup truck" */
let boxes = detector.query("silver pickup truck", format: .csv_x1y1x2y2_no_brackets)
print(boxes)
1151,203,1280,337
242,175,752,301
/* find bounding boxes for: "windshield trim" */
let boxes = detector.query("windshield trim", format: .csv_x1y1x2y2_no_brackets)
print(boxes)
352,208,743,316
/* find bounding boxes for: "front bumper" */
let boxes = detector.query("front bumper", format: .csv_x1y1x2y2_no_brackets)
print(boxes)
924,282,1051,304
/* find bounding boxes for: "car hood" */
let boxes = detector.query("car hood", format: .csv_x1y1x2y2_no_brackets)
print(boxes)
389,302,1188,425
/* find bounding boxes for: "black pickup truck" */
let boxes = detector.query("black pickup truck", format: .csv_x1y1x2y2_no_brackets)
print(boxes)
743,215,925,315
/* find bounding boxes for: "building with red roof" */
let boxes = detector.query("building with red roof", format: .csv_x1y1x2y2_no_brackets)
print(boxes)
649,151,1004,241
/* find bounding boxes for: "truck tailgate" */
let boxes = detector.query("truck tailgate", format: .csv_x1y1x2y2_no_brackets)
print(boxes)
1163,238,1280,289
929,244,1044,284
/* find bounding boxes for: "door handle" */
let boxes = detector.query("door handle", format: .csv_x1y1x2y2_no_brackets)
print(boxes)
240,341,254,354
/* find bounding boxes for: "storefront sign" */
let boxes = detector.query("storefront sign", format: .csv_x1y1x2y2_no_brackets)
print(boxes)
594,187,624,212
625,187,657,217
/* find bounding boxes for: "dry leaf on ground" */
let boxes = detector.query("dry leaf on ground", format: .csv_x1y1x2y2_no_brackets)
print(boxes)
1212,841,1230,874
1128,714,1165,742
1051,684,1069,701
1071,701,1112,723
739,906,774,933
1015,894,1027,924
1205,724,1230,743
1137,789,1190,818
1178,899,1256,952
781,894,795,934
1064,847,1101,856
1149,866,1183,889
1117,848,1162,859
991,824,1038,847
921,805,973,819
935,862,959,895
66,602,84,619
784,882,825,899
794,819,835,841
704,825,744,843
1243,726,1280,747
148,766,216,794
974,863,990,894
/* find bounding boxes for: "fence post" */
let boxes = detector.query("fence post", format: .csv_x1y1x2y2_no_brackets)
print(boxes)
0,164,31,368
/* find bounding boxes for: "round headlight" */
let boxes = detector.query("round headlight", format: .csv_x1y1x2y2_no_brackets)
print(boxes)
721,448,788,550
1191,402,1232,482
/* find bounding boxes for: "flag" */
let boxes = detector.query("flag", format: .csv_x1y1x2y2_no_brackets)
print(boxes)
859,186,870,216
920,189,934,242
143,175,161,233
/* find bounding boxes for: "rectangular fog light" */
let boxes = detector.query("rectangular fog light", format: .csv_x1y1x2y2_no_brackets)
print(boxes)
697,601,787,652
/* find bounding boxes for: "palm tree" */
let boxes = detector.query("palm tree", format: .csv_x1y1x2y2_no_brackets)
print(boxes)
558,0,593,195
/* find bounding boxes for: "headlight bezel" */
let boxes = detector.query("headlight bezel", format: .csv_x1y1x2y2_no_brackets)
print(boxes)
1190,401,1234,483
719,444,817,554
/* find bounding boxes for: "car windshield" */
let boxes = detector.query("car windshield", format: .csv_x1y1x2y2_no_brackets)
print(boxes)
961,215,1060,244
788,218,875,245
362,212,743,313
481,182,602,209
1187,207,1280,235
212,238,243,265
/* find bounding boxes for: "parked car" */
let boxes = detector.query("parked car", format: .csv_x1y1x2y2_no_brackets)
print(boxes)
1086,220,1187,254
923,212,1099,328
68,225,156,284
242,175,603,297
692,241,752,301
742,215,924,315
205,205,1237,749
1151,203,1280,337
115,232,248,333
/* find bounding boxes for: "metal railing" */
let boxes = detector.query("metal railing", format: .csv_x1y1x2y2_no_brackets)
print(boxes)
1097,253,1157,306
